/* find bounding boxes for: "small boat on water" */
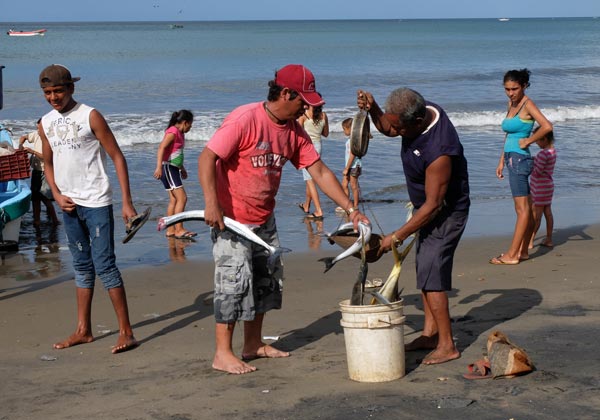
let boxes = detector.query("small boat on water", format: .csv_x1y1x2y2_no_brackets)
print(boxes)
7,28,47,37
0,124,32,251
498,18,510,22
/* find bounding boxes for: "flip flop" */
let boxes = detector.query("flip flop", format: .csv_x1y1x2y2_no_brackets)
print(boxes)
489,254,519,265
122,207,152,244
463,359,493,380
305,213,324,221
174,231,197,240
297,203,309,214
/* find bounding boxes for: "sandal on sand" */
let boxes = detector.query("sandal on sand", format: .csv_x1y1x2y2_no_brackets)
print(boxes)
489,254,519,265
123,207,152,244
463,359,492,380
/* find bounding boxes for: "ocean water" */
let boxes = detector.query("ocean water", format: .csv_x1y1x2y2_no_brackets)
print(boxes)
1,18,600,278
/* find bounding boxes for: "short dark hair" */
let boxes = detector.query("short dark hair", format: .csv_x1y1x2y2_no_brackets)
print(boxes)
384,88,426,126
267,80,299,102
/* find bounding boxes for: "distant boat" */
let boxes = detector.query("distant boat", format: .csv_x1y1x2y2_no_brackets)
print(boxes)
7,28,47,37
498,18,510,22
169,24,184,29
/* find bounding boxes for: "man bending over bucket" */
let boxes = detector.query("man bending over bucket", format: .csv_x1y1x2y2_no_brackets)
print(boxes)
357,87,470,365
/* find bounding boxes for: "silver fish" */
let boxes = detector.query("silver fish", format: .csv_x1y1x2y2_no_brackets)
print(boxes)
157,210,291,258
319,221,371,273
367,290,391,305
350,233,369,305
322,221,355,244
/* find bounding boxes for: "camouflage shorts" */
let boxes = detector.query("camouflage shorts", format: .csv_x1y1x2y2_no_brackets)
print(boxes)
211,215,284,323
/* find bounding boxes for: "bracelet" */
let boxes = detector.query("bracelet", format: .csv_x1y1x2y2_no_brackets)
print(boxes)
391,233,403,247
345,206,358,216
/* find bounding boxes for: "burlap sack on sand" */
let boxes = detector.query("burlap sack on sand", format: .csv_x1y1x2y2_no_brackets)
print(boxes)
328,232,383,263
487,331,534,378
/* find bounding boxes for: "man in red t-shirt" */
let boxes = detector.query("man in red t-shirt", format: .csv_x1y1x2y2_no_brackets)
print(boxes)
199,64,369,374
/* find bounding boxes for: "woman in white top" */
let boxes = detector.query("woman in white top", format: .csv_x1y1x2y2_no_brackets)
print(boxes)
297,104,329,219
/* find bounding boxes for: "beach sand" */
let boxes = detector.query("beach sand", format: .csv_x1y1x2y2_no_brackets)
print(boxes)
1,223,599,420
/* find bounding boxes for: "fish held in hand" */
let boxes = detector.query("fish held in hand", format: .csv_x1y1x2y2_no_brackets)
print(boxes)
324,222,382,264
158,210,291,259
319,221,372,273
350,235,369,305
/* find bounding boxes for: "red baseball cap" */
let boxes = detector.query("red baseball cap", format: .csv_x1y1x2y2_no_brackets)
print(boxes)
275,64,325,107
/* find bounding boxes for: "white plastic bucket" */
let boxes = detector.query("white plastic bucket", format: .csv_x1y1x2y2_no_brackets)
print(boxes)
339,299,405,382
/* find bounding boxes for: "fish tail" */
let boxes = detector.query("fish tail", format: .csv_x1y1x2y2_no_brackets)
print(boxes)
318,257,335,273
157,218,166,231
267,247,292,266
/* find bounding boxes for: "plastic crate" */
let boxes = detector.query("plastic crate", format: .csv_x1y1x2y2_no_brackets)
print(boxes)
0,150,31,181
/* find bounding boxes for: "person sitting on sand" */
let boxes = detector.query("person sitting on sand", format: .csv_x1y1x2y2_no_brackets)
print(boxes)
38,64,142,354
357,87,470,365
198,64,369,374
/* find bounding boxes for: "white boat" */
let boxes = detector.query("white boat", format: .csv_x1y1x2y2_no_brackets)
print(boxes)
7,28,47,37
0,124,32,251
498,18,510,22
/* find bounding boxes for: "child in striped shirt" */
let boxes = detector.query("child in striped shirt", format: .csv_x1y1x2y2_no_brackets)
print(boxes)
529,127,556,248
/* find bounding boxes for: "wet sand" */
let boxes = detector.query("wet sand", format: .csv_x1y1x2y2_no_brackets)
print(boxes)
1,223,599,419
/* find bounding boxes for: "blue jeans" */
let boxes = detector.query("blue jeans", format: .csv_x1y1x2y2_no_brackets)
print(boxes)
505,152,533,197
63,204,123,289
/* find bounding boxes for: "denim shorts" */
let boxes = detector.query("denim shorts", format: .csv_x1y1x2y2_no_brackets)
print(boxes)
62,204,123,290
302,141,321,181
210,215,283,323
505,152,533,197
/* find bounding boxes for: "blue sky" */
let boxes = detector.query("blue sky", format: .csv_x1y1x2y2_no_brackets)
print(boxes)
3,0,600,22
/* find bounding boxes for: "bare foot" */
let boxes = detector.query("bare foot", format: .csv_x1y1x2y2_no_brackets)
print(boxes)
53,332,94,349
212,352,257,374
421,347,461,365
541,240,554,248
241,344,290,361
111,334,138,354
405,334,438,351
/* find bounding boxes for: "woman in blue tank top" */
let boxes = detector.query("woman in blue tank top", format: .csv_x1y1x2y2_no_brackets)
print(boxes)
490,69,553,265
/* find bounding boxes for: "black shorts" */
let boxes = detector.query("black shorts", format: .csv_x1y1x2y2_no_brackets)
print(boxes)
160,163,183,190
415,208,468,291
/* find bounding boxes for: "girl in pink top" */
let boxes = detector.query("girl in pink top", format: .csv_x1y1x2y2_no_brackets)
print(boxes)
154,110,195,239
529,127,556,248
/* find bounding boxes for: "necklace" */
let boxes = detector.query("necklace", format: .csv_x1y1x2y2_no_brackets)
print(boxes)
264,102,286,124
